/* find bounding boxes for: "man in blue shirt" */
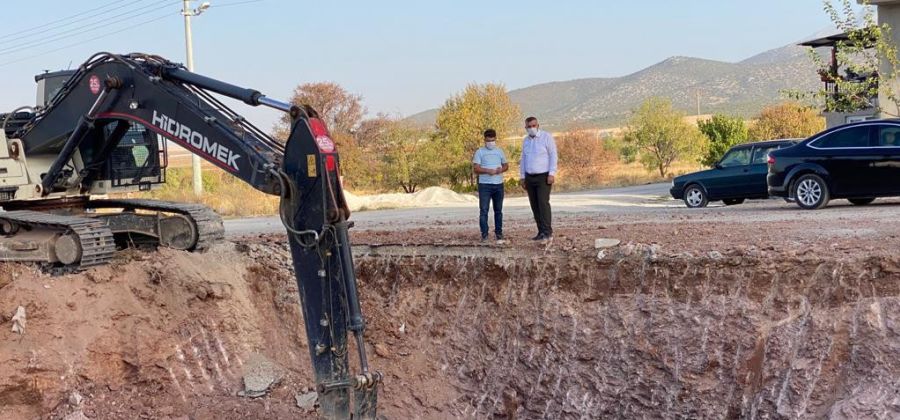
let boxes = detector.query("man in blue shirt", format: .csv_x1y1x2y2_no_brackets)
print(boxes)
472,129,509,242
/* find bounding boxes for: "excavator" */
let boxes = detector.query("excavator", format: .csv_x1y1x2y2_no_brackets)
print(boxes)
0,52,379,418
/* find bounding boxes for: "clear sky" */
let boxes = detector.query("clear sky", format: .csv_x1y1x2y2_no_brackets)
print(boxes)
0,0,846,130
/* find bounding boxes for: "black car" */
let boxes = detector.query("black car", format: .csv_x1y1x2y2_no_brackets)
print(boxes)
671,139,797,208
768,119,900,209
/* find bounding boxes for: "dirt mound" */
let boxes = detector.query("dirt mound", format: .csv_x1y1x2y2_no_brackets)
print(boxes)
1,239,899,419
0,245,313,419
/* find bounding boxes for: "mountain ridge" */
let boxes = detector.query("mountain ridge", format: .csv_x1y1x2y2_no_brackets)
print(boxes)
406,42,820,129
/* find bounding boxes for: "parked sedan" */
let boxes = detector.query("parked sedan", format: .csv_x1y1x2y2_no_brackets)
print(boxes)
671,139,797,208
768,119,900,209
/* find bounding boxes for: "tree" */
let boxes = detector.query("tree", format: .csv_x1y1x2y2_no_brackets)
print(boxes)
378,120,445,193
274,82,366,143
748,102,825,140
555,130,616,187
698,114,749,166
434,83,521,188
623,97,705,177
353,113,394,150
338,141,383,192
604,135,638,164
268,82,374,189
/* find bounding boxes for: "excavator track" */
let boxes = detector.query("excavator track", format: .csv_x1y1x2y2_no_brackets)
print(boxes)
85,199,225,251
0,210,116,269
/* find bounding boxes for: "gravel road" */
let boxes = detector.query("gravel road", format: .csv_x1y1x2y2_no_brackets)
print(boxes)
225,182,900,243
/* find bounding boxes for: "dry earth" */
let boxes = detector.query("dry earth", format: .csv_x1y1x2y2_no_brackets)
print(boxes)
1,206,900,419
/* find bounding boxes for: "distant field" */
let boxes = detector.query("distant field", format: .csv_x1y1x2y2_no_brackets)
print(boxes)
165,143,201,168
603,160,701,188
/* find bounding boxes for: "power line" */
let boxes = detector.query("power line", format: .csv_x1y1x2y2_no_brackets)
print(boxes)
0,0,177,51
0,0,140,39
0,0,263,70
214,0,264,8
0,0,179,56
0,0,150,46
0,12,179,69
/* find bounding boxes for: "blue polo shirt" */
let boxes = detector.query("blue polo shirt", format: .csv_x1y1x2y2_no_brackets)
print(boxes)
472,146,508,184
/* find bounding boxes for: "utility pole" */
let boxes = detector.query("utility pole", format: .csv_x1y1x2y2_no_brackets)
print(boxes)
182,0,210,196
696,89,701,117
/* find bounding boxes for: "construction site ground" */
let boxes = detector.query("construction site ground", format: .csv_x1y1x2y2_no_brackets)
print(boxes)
2,184,900,419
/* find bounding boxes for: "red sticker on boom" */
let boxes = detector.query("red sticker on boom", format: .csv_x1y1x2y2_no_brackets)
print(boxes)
315,135,335,153
89,75,101,95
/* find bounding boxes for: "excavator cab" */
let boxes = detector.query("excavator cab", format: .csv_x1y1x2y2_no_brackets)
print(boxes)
100,122,166,191
1,69,167,201
35,70,76,108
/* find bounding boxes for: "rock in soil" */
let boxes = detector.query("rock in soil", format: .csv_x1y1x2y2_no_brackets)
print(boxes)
594,238,620,249
239,353,283,398
10,305,25,334
374,343,391,358
295,391,318,410
62,410,90,420
68,391,83,406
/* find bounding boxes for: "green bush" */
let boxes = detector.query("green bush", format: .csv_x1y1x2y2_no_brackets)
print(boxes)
698,114,748,167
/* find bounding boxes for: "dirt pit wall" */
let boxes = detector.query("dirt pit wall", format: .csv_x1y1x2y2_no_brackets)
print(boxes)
0,240,898,419
355,244,900,419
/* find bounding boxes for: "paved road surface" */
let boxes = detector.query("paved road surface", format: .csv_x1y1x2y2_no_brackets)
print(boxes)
224,182,900,237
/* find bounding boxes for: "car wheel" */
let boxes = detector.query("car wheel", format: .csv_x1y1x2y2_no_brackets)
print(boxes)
683,185,709,208
792,174,829,210
722,198,745,206
848,198,876,206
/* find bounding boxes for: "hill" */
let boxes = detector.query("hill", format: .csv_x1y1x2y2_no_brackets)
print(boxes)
407,43,820,129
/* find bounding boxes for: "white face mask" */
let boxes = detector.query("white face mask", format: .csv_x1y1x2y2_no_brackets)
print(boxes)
485,141,496,149
527,127,539,137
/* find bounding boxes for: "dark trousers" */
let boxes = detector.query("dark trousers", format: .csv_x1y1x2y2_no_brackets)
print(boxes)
525,173,552,236
478,183,504,237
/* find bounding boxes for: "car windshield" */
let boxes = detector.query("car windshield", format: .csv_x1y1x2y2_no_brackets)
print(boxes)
719,148,751,167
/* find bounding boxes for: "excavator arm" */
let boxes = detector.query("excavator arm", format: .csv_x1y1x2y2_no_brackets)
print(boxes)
17,52,379,418
21,53,285,194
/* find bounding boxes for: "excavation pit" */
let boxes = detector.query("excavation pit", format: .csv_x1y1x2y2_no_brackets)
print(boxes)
0,239,898,419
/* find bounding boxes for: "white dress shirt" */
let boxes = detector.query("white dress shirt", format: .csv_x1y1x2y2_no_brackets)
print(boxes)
519,130,558,177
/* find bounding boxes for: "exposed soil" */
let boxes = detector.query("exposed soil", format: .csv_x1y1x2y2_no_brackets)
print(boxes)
1,221,899,419
346,209,900,261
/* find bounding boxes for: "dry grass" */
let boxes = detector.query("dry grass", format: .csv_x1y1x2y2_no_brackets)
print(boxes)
550,160,701,192
139,167,279,218
601,161,701,188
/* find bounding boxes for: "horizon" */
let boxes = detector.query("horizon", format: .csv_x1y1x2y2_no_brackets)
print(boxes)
0,1,861,130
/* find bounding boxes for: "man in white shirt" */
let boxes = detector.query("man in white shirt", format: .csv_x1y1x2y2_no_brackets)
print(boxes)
518,117,557,240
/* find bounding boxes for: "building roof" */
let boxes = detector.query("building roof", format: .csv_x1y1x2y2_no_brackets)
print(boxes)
798,32,851,48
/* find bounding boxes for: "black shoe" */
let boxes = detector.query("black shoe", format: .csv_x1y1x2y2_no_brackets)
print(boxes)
495,233,504,241
531,233,544,241
481,234,488,242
